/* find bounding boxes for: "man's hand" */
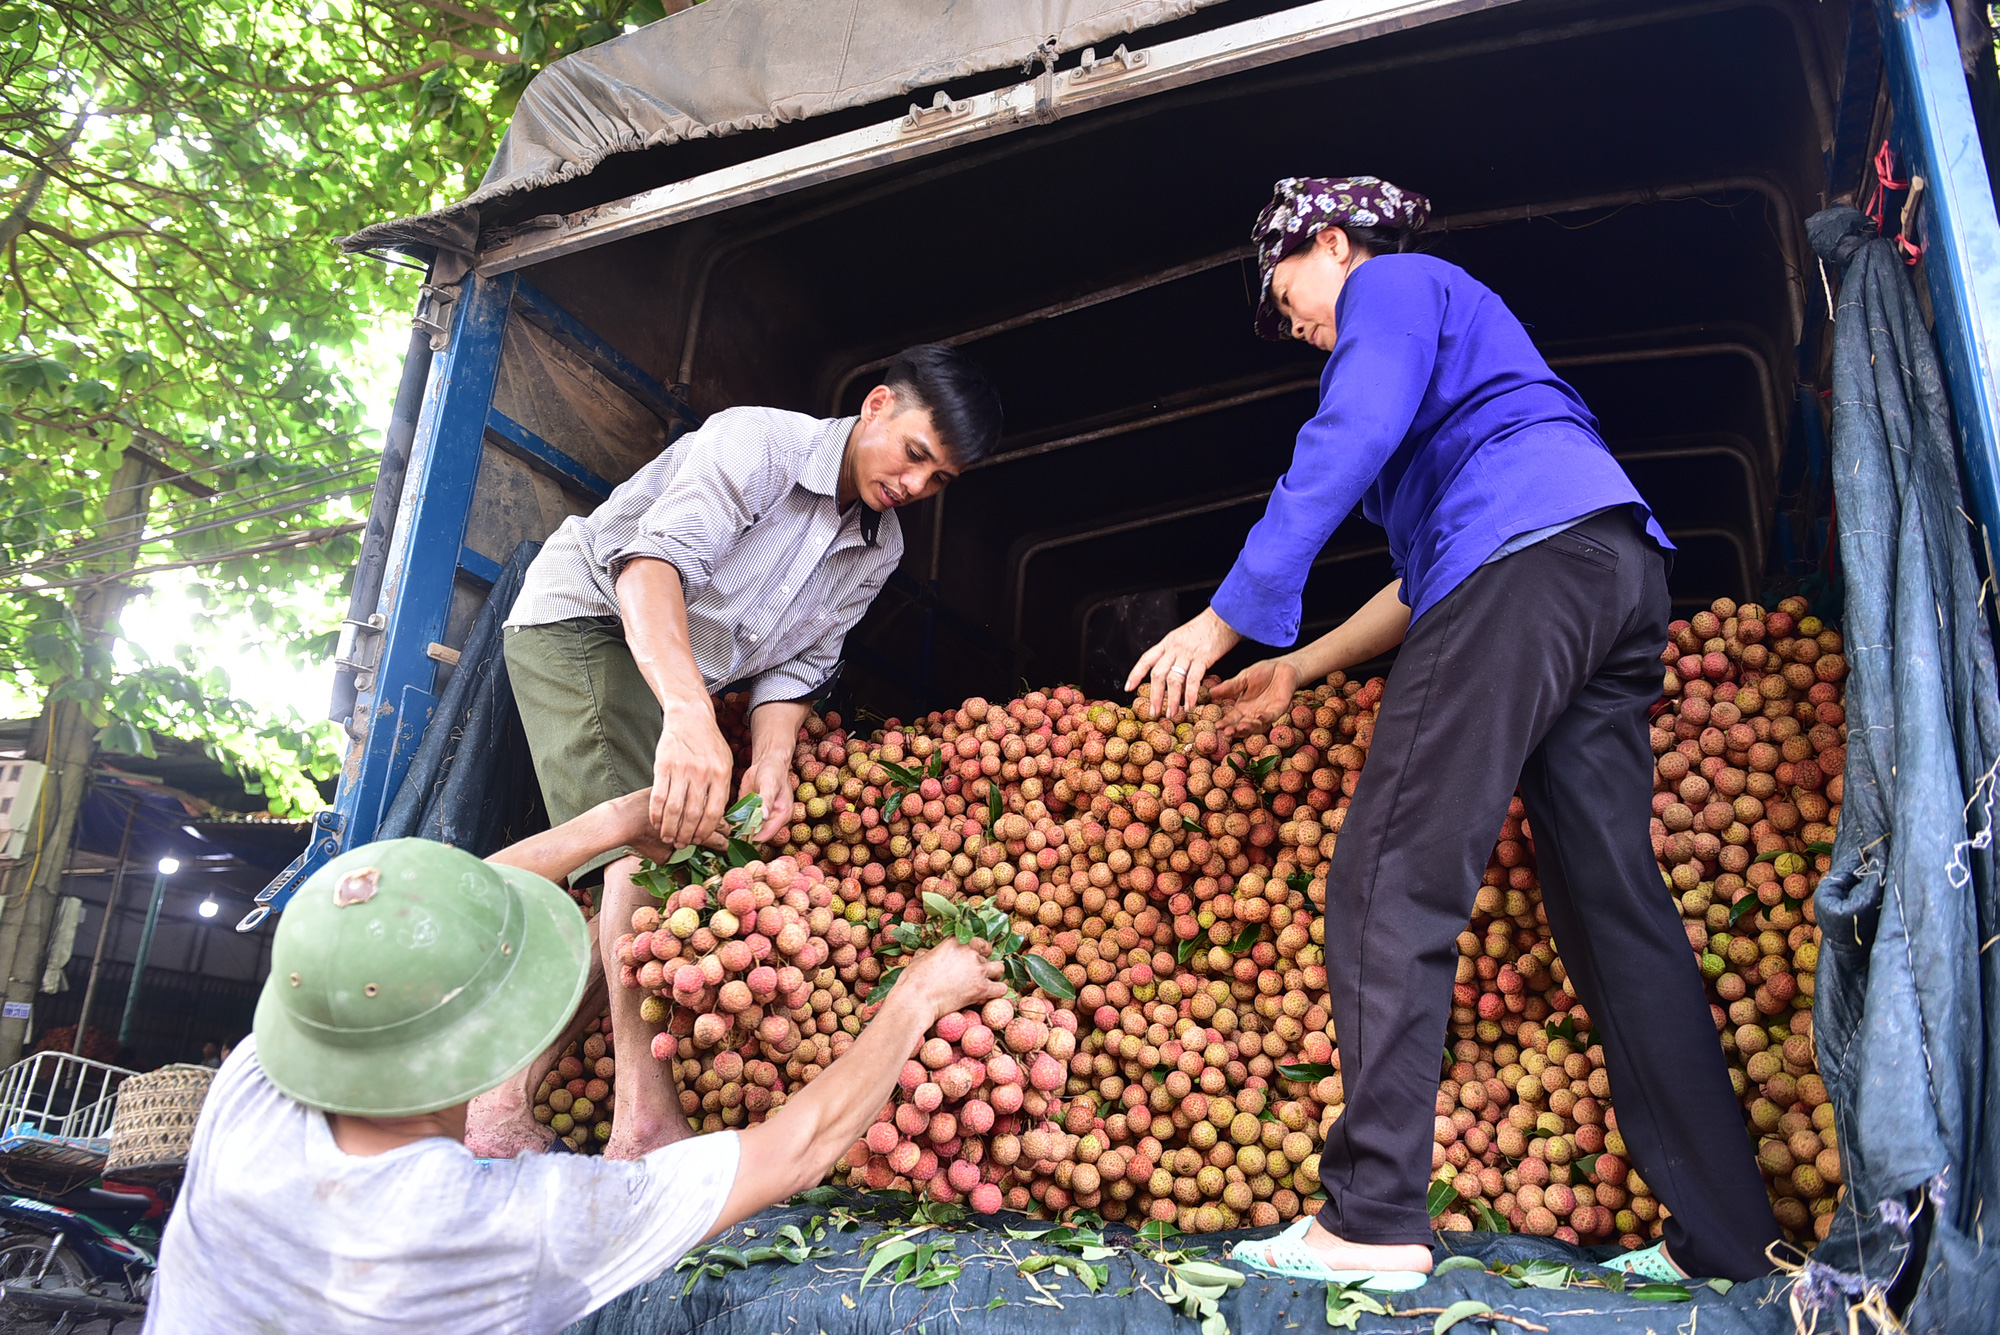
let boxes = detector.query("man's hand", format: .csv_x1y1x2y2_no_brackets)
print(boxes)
652,699,736,849
601,790,723,861
739,757,795,845
1125,606,1243,721
895,937,1007,1022
1211,656,1301,744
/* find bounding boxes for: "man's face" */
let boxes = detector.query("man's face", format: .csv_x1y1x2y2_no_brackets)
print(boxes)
844,384,961,512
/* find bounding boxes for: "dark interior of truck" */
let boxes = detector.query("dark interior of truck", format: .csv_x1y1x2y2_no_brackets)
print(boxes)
470,0,1849,721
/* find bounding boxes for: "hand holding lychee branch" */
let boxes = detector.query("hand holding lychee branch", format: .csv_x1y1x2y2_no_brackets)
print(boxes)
870,894,1076,1006
632,793,766,902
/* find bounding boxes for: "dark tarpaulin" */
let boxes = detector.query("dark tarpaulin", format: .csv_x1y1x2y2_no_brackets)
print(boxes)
1800,206,2000,1332
563,1192,1793,1335
377,541,549,856
344,0,1226,256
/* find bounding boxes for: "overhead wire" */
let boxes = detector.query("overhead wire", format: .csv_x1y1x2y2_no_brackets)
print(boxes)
3,523,369,594
0,427,377,530
0,469,378,579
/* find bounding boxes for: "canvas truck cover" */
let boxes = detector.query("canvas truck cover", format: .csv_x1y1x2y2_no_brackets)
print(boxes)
343,0,1227,256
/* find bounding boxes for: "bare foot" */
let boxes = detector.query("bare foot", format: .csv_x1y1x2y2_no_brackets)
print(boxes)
600,858,696,1161
1264,1220,1434,1274
601,1114,692,1161
465,1080,556,1158
465,927,610,1159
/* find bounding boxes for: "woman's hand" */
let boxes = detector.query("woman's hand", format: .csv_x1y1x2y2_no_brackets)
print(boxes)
1211,656,1301,743
1125,607,1243,721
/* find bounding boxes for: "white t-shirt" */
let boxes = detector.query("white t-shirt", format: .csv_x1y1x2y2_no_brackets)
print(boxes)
144,1038,740,1334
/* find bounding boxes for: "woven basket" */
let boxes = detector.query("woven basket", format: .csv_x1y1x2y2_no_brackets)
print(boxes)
104,1064,214,1181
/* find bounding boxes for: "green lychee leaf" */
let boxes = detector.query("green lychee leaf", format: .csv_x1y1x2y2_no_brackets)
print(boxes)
1137,1219,1180,1243
1432,1256,1487,1274
1729,895,1764,925
922,892,959,922
1024,952,1076,1000
988,783,1003,827
1276,1062,1334,1082
1426,1179,1457,1218
1630,1283,1693,1301
1226,922,1263,955
955,919,975,945
704,1245,749,1269
1324,1282,1389,1331
1576,1153,1601,1177
878,759,921,784
866,966,904,1006
1177,937,1204,965
1471,1201,1511,1233
1433,1299,1495,1333
1286,871,1311,894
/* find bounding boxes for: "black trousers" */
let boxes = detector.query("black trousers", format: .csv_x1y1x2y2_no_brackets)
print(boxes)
1314,508,1779,1280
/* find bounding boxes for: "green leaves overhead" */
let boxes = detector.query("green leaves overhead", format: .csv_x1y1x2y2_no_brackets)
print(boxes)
2,0,690,807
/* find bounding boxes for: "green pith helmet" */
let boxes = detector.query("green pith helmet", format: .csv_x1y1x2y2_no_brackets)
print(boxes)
253,838,589,1117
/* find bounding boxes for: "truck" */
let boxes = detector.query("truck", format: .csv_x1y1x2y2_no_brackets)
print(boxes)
244,0,2000,1319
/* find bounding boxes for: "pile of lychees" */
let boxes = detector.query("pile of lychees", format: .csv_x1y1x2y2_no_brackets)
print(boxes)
533,1012,617,1152
610,597,1844,1249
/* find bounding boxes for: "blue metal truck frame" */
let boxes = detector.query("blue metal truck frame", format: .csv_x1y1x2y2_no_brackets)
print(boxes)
245,0,2000,927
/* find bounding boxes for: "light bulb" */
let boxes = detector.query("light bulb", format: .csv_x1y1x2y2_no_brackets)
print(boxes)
197,898,219,919
158,857,180,876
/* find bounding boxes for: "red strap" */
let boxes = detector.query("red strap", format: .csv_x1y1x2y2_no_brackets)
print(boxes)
1864,140,1909,230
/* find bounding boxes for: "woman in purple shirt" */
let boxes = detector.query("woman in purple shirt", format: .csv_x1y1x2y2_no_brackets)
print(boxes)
1126,178,1776,1286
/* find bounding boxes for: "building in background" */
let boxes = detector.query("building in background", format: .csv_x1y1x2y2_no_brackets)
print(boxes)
0,721,316,1070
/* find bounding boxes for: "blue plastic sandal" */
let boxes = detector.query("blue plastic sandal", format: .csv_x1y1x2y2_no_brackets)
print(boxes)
1597,1242,1683,1283
1227,1218,1431,1292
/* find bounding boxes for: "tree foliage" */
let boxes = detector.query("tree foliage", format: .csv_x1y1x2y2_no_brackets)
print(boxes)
1,0,690,811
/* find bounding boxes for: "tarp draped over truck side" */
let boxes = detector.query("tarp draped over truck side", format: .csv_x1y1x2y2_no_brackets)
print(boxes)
377,541,548,855
565,1192,1797,1335
1801,206,2000,1334
342,0,1225,256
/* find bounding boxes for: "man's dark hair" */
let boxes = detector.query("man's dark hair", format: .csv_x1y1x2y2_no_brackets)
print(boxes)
881,344,1004,467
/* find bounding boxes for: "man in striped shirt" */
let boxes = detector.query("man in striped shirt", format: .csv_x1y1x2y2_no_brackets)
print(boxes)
476,346,1001,1158
504,344,1003,857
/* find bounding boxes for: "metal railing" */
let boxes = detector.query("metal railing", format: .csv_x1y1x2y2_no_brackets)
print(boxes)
0,1051,138,1146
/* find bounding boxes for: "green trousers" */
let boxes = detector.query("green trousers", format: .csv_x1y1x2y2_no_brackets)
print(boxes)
504,617,659,855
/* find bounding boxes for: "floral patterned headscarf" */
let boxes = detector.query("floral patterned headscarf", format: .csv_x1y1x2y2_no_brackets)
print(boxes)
1251,176,1431,340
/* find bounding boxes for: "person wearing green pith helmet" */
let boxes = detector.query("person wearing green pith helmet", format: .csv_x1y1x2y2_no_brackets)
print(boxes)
144,791,1004,1335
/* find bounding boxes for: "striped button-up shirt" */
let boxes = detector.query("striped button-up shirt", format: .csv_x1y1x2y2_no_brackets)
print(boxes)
505,406,901,709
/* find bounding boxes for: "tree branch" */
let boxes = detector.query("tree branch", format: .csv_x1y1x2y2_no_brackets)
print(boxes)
23,220,151,251
407,0,518,35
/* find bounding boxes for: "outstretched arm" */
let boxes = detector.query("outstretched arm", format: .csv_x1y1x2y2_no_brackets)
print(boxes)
484,790,679,885
702,939,1006,1238
1211,579,1409,740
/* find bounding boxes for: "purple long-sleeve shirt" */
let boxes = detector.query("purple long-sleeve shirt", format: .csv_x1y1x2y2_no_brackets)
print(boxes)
1211,254,1670,643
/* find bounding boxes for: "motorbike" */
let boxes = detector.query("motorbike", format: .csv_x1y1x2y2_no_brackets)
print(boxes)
0,1178,165,1331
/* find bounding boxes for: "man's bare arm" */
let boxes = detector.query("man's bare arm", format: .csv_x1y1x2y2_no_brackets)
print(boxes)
702,941,1006,1238
616,557,736,848
485,790,676,885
